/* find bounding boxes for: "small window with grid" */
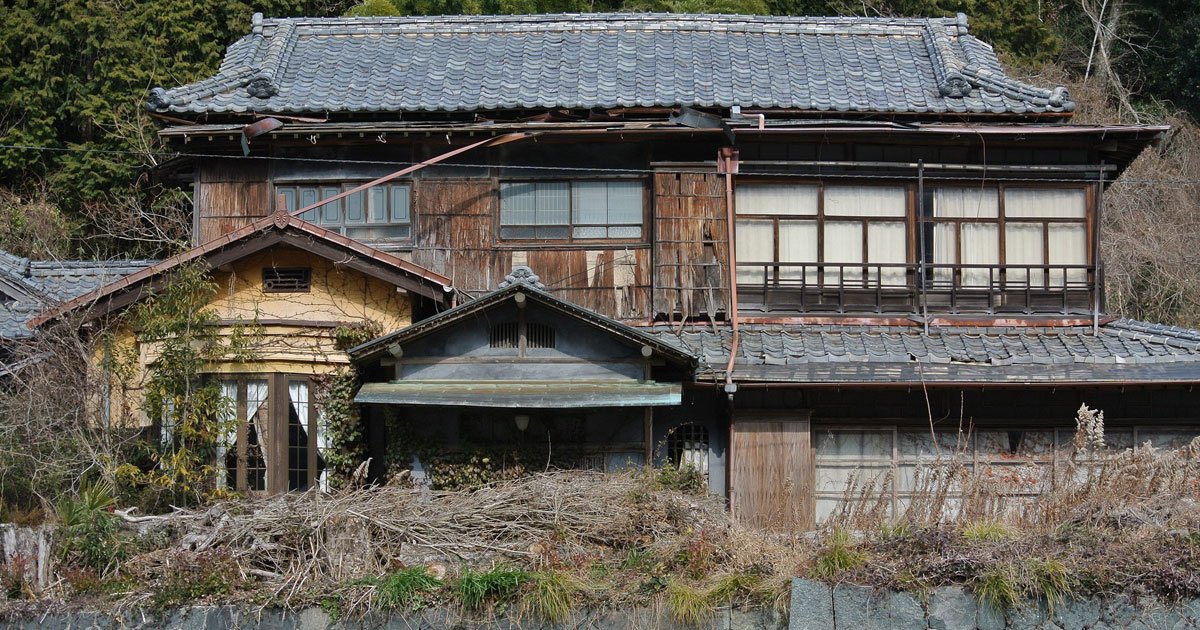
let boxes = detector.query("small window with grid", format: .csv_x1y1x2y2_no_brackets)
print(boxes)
667,424,710,476
277,182,412,242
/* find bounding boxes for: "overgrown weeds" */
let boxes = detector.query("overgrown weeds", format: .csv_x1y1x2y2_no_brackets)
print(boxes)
457,566,530,610
365,566,443,610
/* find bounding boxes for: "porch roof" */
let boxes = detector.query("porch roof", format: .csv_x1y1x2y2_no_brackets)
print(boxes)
643,319,1200,386
355,380,682,408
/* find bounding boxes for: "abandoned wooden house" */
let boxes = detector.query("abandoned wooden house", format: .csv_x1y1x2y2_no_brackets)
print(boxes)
23,12,1200,527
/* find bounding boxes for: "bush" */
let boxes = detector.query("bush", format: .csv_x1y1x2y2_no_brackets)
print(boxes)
56,481,122,574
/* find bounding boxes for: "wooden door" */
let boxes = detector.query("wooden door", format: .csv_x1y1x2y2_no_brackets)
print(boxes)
730,413,814,531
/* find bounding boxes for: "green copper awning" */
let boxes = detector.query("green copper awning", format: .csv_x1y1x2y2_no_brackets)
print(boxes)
355,380,682,408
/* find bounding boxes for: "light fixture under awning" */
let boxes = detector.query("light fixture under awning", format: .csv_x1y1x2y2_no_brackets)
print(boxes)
355,380,682,408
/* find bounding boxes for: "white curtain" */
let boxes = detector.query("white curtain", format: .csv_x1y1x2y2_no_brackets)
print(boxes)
735,219,774,284
868,222,906,286
216,381,238,490
824,185,907,217
288,381,326,491
316,408,330,492
1048,223,1088,285
736,184,818,216
247,379,269,489
778,220,818,283
824,221,863,282
679,441,708,474
1005,223,1045,287
933,188,1000,287
1005,188,1086,218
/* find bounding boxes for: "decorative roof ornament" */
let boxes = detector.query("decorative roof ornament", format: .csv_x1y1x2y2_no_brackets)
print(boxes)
499,266,544,290
245,76,278,99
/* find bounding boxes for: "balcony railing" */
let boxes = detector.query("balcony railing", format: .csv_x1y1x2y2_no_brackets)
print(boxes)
736,262,1098,315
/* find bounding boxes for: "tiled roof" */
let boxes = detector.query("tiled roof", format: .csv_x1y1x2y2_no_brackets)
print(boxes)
643,320,1200,385
147,12,1073,118
30,210,454,329
0,252,157,339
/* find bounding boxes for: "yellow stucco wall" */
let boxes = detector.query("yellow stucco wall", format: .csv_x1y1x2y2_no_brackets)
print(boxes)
100,245,415,427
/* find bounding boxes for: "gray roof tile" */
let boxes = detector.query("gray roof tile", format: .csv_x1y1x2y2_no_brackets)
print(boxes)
149,13,1073,117
642,319,1200,383
0,252,157,339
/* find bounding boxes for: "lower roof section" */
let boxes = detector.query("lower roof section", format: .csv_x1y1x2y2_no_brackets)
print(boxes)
355,380,683,408
644,318,1200,386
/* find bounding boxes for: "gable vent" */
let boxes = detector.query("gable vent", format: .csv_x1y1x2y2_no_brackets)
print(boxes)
489,322,519,348
488,322,556,349
262,267,311,293
526,322,555,349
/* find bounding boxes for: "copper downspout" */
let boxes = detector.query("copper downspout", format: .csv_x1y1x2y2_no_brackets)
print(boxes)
722,151,740,395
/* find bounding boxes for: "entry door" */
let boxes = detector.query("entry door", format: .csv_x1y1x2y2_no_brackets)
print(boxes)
730,413,814,531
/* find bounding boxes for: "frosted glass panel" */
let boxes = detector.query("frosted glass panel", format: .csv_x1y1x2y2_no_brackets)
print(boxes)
1005,188,1086,218
933,187,999,218
500,182,537,225
572,181,609,225
736,184,818,216
391,186,411,223
537,182,569,226
369,188,387,222
825,186,906,217
606,182,643,224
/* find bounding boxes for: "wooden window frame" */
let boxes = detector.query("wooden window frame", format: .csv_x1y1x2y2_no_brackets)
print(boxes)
218,373,324,495
921,183,1093,279
496,178,650,245
734,180,915,286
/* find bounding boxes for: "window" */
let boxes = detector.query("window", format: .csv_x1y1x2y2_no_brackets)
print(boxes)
667,423,709,476
499,180,643,240
735,184,908,286
278,183,411,242
262,267,311,293
927,186,1088,288
217,375,328,493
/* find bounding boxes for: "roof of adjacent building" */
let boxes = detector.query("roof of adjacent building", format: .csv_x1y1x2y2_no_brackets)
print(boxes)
30,209,455,329
0,251,157,339
147,12,1074,118
643,319,1200,385
350,265,696,368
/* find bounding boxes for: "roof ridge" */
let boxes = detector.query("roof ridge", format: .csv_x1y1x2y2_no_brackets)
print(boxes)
259,12,962,29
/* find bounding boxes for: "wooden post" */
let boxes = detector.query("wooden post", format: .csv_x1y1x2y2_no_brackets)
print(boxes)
643,407,654,466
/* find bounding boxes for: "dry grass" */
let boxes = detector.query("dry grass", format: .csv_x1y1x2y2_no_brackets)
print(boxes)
5,412,1200,621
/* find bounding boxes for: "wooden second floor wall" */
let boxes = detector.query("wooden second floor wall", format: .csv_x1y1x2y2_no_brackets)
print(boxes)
189,135,1115,322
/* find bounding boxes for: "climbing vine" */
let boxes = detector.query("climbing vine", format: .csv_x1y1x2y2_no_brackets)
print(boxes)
109,262,260,507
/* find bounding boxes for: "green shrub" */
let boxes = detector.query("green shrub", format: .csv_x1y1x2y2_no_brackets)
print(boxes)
811,528,867,580
975,563,1021,611
1028,557,1075,612
56,480,122,573
962,520,1015,543
521,571,578,623
368,566,444,610
457,566,530,610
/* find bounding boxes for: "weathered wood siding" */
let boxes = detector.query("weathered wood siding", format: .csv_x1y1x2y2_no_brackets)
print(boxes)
410,179,653,319
730,414,814,531
653,171,729,319
195,161,270,244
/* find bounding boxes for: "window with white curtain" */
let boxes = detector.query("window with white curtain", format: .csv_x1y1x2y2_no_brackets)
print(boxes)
500,180,644,240
927,186,1088,289
217,375,323,494
735,183,908,287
